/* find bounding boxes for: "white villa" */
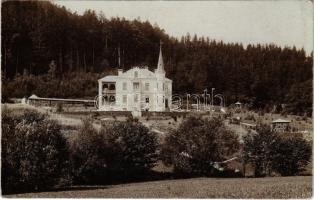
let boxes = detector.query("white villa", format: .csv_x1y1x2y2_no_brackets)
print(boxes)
98,44,172,112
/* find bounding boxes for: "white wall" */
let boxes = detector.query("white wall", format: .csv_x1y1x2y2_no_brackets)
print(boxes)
99,67,172,112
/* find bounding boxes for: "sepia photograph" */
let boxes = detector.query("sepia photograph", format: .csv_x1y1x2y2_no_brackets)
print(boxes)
1,0,313,198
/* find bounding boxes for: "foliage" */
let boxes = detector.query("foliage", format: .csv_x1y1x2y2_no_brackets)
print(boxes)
244,114,256,121
69,118,107,184
101,121,158,177
56,102,63,113
1,109,69,194
285,80,312,116
161,116,239,176
272,133,311,176
70,119,158,184
2,72,103,98
242,125,278,177
243,125,312,177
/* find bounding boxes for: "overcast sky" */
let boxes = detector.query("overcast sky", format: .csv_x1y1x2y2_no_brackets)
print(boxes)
55,1,313,54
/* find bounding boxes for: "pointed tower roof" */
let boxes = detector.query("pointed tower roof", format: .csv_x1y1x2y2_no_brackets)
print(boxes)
156,40,165,74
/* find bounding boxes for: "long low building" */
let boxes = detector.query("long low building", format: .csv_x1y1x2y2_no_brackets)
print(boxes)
28,94,95,107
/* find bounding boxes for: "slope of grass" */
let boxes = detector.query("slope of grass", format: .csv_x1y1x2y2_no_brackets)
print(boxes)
5,176,311,198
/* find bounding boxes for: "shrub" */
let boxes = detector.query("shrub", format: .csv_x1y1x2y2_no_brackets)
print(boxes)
56,103,63,113
69,118,107,184
2,109,69,194
161,116,239,176
242,124,278,177
127,115,139,122
235,109,241,113
272,133,311,176
172,115,177,122
244,114,255,121
225,110,233,118
101,121,158,178
70,119,158,184
243,125,311,177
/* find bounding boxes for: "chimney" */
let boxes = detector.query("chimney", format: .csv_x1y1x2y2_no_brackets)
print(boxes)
118,69,123,76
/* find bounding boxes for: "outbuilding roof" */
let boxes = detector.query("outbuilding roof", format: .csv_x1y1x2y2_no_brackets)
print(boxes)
272,118,291,123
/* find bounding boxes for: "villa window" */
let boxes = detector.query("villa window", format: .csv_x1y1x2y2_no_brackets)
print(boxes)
109,84,115,90
103,83,109,89
123,82,127,90
133,82,139,90
146,97,149,103
134,71,138,78
134,94,139,103
123,95,127,103
145,83,149,91
102,84,109,93
165,84,169,92
109,95,115,102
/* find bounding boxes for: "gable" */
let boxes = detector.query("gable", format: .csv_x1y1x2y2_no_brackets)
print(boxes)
121,67,155,79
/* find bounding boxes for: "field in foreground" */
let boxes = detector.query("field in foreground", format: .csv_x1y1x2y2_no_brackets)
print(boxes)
6,176,312,198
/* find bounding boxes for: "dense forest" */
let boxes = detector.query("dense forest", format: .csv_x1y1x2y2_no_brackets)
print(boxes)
1,1,313,115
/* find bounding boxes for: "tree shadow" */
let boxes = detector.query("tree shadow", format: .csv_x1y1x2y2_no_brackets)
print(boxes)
3,185,110,195
3,170,245,195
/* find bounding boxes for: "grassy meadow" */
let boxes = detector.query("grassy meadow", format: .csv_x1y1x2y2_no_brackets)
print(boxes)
5,176,312,198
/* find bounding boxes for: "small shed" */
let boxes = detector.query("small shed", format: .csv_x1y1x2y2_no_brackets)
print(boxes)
271,118,291,132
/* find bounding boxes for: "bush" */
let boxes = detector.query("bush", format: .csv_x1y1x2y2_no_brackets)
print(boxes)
70,119,158,184
161,116,239,176
56,103,63,113
272,133,311,176
101,121,158,178
243,125,312,177
225,110,233,118
2,109,69,194
243,124,278,177
126,115,139,122
302,115,307,121
69,118,107,184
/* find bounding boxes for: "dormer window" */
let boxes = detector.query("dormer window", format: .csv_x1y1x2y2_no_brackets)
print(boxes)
134,71,138,78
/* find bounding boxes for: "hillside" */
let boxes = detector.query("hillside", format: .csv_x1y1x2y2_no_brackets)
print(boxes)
2,1,313,114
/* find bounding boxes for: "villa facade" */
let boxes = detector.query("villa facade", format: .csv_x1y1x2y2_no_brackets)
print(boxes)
98,44,172,112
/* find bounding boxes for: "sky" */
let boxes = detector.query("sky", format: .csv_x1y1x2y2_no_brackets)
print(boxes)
55,1,313,54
